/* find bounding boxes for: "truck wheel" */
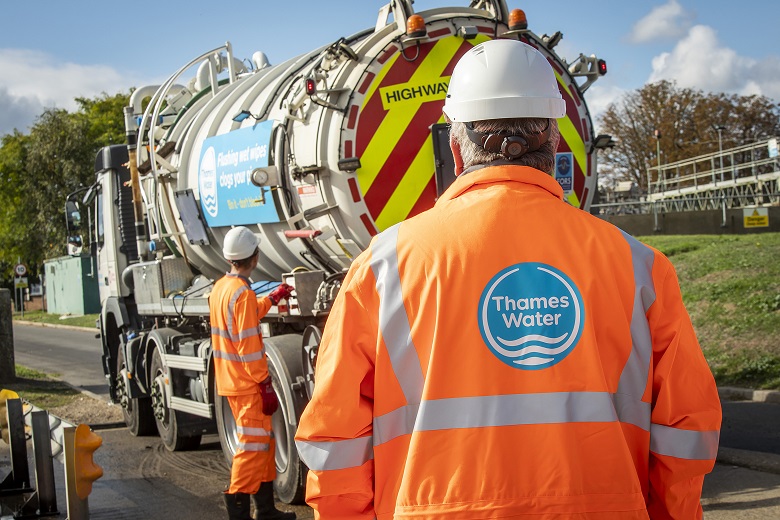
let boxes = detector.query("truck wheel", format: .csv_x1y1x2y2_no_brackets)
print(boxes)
265,334,309,504
116,347,155,436
301,325,321,401
150,348,202,451
215,334,308,504
215,393,238,463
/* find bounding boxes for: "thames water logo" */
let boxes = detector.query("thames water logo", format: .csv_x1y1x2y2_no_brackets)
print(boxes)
478,262,584,370
200,146,218,217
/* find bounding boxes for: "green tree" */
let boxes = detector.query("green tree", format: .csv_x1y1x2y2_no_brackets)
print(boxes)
597,81,780,190
0,91,129,288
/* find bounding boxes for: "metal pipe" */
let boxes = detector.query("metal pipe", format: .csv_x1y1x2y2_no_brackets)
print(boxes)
124,105,147,262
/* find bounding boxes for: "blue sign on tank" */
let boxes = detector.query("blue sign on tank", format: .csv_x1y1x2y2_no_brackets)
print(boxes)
478,262,584,370
198,121,280,226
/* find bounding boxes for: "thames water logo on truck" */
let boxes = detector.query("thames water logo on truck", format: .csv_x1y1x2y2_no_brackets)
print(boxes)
478,262,584,370
197,121,280,226
199,146,218,217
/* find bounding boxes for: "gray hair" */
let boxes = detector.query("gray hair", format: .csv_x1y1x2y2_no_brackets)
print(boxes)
450,117,560,174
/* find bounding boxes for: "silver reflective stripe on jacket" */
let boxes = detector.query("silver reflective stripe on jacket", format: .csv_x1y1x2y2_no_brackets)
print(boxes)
614,230,655,431
296,437,374,471
650,424,720,460
299,227,717,473
211,282,264,361
212,348,266,363
228,285,255,343
369,224,425,405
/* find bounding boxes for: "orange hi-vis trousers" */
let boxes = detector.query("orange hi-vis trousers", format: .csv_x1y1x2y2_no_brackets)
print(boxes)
227,392,276,494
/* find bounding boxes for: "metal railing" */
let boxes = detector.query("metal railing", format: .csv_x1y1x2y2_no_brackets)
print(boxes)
646,138,779,197
593,138,780,217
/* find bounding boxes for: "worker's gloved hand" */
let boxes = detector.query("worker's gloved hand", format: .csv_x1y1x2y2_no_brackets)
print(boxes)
268,283,294,305
259,376,279,416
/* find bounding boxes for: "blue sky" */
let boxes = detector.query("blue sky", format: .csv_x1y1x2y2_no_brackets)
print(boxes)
1,0,778,137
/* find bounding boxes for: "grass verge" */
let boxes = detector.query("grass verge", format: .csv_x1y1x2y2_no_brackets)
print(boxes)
13,310,100,329
640,233,780,389
2,365,82,409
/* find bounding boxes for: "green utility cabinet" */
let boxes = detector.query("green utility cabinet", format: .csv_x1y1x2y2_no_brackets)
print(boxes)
44,256,100,315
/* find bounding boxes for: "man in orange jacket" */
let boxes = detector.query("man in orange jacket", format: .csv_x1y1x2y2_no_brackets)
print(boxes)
295,39,721,519
210,226,295,520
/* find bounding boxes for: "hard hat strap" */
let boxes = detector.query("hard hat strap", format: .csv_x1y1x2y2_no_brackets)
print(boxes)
464,120,551,160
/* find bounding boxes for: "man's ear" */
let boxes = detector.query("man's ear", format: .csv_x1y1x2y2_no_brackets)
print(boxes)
450,133,464,176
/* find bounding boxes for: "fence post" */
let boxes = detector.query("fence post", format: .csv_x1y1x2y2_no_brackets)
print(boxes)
0,398,32,494
30,410,59,515
0,288,14,383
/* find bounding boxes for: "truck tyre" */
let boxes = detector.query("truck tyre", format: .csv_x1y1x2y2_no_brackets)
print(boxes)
150,348,202,451
116,347,155,436
266,334,309,504
215,334,308,504
215,393,238,462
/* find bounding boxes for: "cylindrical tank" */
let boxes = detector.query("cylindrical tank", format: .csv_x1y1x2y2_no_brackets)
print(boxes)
137,5,598,281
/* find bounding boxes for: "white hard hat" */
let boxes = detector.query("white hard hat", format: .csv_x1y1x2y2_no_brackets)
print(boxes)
443,39,566,122
222,226,260,260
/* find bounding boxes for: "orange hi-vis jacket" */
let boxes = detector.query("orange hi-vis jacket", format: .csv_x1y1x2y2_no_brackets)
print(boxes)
210,273,272,396
295,165,722,519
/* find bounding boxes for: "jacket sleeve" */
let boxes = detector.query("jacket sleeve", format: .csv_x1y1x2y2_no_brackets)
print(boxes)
295,259,377,519
233,289,269,384
256,295,272,319
646,256,722,519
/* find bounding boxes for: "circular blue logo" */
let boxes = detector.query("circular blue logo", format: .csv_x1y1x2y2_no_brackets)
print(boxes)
478,262,584,370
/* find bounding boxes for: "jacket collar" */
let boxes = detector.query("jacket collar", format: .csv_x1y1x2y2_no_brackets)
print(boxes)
225,272,252,286
435,164,564,206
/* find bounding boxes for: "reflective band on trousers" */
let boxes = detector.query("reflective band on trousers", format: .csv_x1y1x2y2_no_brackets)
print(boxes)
237,426,272,437
238,442,270,452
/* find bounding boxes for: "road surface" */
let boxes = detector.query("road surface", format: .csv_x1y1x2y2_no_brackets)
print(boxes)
11,322,107,397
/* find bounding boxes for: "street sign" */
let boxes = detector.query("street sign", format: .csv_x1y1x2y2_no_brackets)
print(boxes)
743,207,769,228
14,264,27,277
14,277,28,289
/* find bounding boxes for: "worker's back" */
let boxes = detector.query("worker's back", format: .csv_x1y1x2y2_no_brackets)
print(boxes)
210,274,267,396
375,164,654,517
298,163,721,519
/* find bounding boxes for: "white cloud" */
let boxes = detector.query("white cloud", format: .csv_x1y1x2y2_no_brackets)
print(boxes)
0,49,135,136
583,83,626,127
0,86,42,135
630,0,692,44
648,25,780,101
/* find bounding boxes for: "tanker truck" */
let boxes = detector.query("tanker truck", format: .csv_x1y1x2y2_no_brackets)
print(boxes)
65,0,608,504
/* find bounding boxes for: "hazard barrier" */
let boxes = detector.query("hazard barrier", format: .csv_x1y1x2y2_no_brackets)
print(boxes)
0,393,103,519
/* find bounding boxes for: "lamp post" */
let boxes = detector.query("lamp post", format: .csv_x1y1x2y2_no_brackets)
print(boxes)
713,124,726,182
653,129,662,192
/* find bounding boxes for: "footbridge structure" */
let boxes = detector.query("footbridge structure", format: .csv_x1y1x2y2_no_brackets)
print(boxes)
593,138,780,233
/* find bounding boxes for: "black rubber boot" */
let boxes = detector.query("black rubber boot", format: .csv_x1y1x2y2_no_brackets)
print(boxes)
224,492,253,520
251,482,296,520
